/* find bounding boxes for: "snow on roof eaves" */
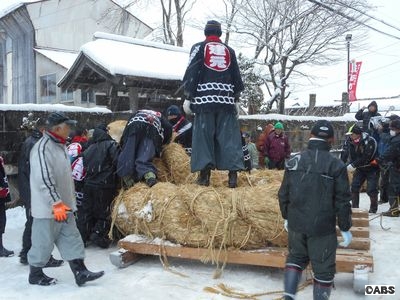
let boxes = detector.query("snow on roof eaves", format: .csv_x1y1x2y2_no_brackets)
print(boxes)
0,103,111,113
0,0,41,19
81,33,190,80
34,48,78,69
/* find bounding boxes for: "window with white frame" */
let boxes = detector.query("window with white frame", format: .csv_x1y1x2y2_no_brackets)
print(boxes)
40,73,56,103
81,89,95,104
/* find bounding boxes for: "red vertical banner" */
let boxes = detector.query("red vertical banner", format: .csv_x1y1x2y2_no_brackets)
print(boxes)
348,61,362,102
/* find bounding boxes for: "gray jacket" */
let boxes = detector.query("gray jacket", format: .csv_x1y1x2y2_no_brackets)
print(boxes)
30,131,76,218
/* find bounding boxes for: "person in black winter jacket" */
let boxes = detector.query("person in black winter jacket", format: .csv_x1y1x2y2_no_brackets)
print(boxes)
17,118,63,266
340,125,379,213
81,124,120,248
166,105,193,155
117,109,172,188
378,118,400,217
0,156,13,257
355,101,381,140
182,20,245,188
278,120,352,300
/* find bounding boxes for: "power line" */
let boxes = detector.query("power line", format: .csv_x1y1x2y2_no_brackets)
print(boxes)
306,0,400,40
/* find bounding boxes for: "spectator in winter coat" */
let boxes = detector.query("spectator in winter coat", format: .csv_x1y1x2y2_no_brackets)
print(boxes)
243,132,259,169
0,156,13,257
28,112,104,286
256,124,274,168
80,124,120,248
355,100,381,137
278,120,352,300
17,117,63,267
340,124,379,213
378,118,400,217
117,109,172,188
182,20,245,188
263,122,291,170
166,105,193,155
376,118,391,204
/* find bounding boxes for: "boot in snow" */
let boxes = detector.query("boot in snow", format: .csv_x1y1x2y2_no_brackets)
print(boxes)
69,259,104,286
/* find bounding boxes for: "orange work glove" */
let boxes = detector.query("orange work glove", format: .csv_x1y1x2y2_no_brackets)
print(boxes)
52,201,71,222
370,159,378,167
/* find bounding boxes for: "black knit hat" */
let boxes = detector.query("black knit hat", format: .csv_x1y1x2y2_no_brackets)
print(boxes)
166,105,181,116
204,20,222,37
390,119,400,130
311,120,334,139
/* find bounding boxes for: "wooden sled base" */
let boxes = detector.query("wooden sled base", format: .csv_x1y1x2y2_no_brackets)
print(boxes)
110,208,373,275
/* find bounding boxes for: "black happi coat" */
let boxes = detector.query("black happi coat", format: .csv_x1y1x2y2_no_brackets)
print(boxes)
183,35,244,114
120,110,172,156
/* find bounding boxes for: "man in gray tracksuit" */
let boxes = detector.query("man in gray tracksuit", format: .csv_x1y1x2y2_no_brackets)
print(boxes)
28,112,104,286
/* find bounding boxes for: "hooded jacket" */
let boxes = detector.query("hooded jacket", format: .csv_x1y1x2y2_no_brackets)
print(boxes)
29,131,76,218
278,139,352,236
355,101,381,131
83,128,119,188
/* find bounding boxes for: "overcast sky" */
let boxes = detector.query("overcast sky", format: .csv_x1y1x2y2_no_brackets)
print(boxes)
98,1,400,108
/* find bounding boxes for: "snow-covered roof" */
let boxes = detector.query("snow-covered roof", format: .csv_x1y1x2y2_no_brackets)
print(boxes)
0,103,111,113
0,0,41,19
240,113,357,122
34,48,78,70
80,32,189,79
58,32,190,90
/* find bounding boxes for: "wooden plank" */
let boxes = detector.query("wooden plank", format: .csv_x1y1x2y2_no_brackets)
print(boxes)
338,237,370,251
336,253,373,273
118,240,373,273
351,208,369,218
352,217,369,227
336,226,370,238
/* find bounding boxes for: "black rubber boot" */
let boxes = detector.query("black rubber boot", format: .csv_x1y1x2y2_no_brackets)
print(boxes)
313,278,333,300
351,192,360,208
0,235,14,257
228,171,238,188
369,194,378,213
28,266,57,286
44,255,64,268
283,264,302,300
382,196,400,217
197,168,211,186
69,259,104,286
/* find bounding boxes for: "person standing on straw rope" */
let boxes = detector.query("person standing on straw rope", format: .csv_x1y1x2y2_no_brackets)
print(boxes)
278,120,352,300
117,109,172,188
182,20,244,188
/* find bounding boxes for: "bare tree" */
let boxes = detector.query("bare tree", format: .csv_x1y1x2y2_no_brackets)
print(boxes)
159,0,196,46
233,0,370,114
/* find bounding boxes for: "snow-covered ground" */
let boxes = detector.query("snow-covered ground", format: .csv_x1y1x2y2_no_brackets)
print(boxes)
0,193,399,300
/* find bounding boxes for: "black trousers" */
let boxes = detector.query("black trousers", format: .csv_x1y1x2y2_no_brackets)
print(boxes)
77,185,116,243
20,206,32,255
286,230,337,281
351,167,379,196
0,201,5,234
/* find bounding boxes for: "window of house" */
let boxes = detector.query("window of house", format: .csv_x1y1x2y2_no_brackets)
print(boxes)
61,87,74,102
40,73,56,103
81,89,95,104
